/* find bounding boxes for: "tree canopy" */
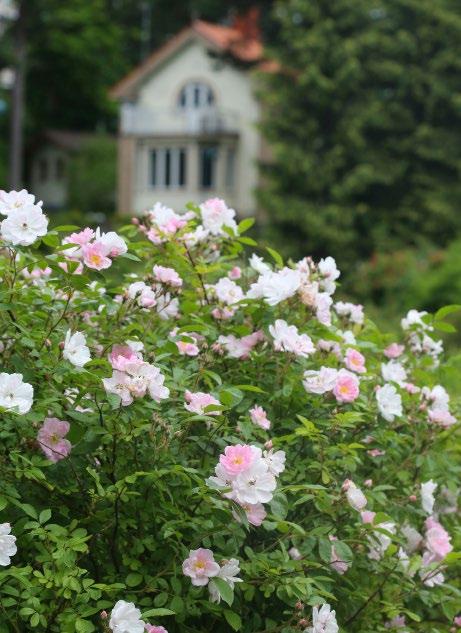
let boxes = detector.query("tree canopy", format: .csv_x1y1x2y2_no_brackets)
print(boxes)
259,0,461,268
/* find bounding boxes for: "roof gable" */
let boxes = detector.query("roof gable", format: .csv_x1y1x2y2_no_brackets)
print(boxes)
110,18,263,101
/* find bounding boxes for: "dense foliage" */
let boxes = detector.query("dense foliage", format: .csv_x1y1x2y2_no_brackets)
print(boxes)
0,191,460,633
259,0,461,268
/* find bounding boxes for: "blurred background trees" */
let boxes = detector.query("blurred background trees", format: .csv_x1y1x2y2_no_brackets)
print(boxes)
259,0,461,271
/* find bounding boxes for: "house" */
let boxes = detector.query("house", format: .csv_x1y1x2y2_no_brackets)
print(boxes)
110,9,270,218
29,130,96,210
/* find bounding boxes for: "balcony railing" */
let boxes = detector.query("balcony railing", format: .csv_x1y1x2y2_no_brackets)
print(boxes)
120,104,240,136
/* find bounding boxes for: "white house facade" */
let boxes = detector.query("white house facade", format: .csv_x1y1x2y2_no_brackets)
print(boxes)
110,14,268,218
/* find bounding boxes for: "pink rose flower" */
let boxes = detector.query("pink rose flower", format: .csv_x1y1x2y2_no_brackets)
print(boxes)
219,444,256,477
82,242,112,270
109,345,143,371
182,548,220,586
333,369,360,403
249,405,271,430
184,390,220,415
176,341,200,356
145,626,168,633
153,265,183,287
384,343,404,359
424,518,453,561
329,536,349,574
37,418,71,462
228,266,242,280
361,510,376,524
344,348,366,374
233,501,267,526
428,409,456,428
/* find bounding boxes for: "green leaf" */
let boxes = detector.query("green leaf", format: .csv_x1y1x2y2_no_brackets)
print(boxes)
265,246,283,267
434,304,461,320
209,577,234,606
126,572,143,587
433,321,456,333
141,608,176,618
238,217,255,234
224,610,242,631
39,509,51,524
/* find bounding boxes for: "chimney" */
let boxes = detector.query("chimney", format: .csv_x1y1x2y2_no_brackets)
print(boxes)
232,6,261,41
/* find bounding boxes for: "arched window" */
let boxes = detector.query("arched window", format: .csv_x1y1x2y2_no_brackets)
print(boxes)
178,82,215,110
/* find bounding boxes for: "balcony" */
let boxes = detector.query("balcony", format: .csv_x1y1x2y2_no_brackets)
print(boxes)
120,104,240,137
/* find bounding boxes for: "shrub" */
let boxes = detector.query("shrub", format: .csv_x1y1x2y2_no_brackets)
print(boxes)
0,192,459,633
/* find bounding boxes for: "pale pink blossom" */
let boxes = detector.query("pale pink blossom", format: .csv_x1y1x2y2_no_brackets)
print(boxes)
176,340,200,356
333,369,360,403
262,449,286,476
228,266,241,280
200,198,237,236
344,348,366,374
428,409,456,428
269,319,314,357
109,345,143,371
37,418,71,462
82,242,112,270
182,548,220,586
233,502,267,526
153,265,182,287
361,510,376,524
184,390,220,415
219,444,257,477
249,406,271,430
329,536,349,574
384,343,404,359
218,331,264,358
424,517,452,562
367,448,385,457
96,229,127,257
145,625,168,633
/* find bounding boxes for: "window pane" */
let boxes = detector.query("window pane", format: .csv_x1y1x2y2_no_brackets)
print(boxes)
150,150,157,186
179,148,186,186
200,146,218,189
165,149,171,187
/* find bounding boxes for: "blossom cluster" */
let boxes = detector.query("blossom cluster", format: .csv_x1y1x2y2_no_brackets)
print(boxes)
0,190,459,633
207,444,285,526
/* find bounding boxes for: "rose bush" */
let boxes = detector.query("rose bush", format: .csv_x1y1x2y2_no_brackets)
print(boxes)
0,191,460,633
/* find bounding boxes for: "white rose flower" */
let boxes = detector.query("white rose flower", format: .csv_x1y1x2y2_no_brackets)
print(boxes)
376,383,402,422
0,372,33,414
303,367,338,394
0,189,42,215
208,558,243,603
63,330,91,367
109,600,144,633
233,459,276,505
346,482,367,511
1,204,48,246
381,361,407,386
421,480,437,515
0,523,17,566
212,277,244,305
249,253,271,274
304,603,338,633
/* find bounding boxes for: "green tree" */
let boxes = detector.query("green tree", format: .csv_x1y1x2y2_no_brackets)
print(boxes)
259,0,461,268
